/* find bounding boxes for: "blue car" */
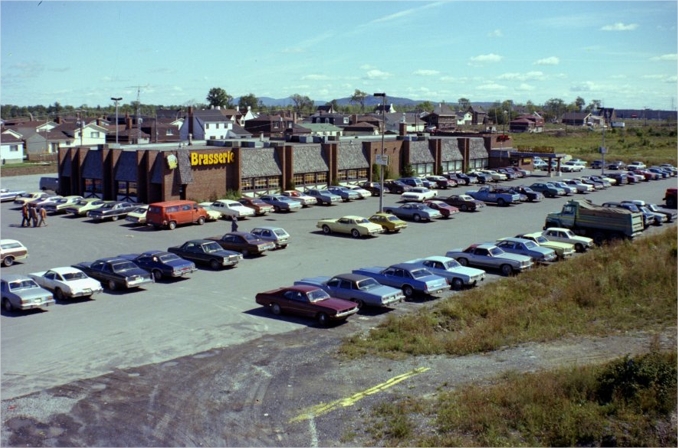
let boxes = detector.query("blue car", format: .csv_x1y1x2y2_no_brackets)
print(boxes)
326,187,361,202
352,263,450,298
258,194,303,212
305,189,342,205
118,250,197,281
294,273,405,309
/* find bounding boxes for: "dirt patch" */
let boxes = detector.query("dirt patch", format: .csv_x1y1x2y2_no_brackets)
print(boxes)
2,320,675,447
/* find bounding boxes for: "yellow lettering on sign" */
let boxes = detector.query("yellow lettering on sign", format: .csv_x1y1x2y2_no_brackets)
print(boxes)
190,151,234,166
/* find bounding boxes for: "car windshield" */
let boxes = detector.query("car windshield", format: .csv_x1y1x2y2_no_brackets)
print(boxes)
9,279,39,290
356,278,380,290
112,261,138,272
442,259,461,269
307,289,331,302
489,247,505,256
534,235,548,244
63,271,87,280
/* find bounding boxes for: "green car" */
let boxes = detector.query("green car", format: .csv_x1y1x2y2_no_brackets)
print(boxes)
369,212,408,233
64,198,107,216
515,232,576,260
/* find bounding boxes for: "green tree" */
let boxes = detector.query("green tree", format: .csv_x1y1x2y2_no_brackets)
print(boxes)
575,96,586,112
543,98,566,122
206,87,233,108
290,94,314,115
350,89,368,113
238,93,260,111
416,101,434,113
458,97,471,111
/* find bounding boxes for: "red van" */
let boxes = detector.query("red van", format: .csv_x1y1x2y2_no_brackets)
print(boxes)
146,200,209,230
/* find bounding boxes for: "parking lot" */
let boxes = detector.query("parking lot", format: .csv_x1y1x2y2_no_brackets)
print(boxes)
1,171,676,400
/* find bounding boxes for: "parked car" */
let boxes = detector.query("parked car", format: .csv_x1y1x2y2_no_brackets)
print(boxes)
258,194,304,211
398,177,424,188
1,274,55,312
0,239,28,267
237,197,275,216
125,205,150,225
344,185,373,199
117,250,197,281
644,203,677,223
302,189,341,206
438,194,485,212
72,257,154,291
199,199,256,220
326,186,361,202
167,239,243,270
64,198,107,216
561,161,584,172
445,242,534,276
607,161,626,170
621,200,667,227
495,237,558,264
13,192,50,206
316,215,384,238
281,190,318,207
479,170,507,182
424,200,459,218
509,186,544,202
42,195,84,214
382,203,443,222
590,160,604,169
589,175,615,187
383,180,411,194
627,161,647,171
250,226,291,249
563,179,594,194
206,232,277,256
39,177,60,193
514,232,576,260
624,171,645,184
28,267,103,300
255,284,359,326
352,263,450,298
0,188,26,202
542,227,594,253
87,201,139,221
368,212,408,233
445,172,475,186
30,195,64,208
294,273,405,309
529,182,564,198
404,256,486,290
358,181,383,196
400,187,437,202
425,175,456,189
606,172,628,186
552,182,577,196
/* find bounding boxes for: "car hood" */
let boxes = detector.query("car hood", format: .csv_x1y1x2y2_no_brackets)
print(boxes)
448,266,486,277
496,252,533,263
315,297,358,312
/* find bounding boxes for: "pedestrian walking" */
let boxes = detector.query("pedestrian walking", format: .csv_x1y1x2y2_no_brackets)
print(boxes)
231,216,238,232
20,204,30,227
38,207,47,227
29,204,39,227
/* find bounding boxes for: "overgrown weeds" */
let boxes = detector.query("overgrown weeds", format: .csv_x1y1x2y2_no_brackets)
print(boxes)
339,228,677,360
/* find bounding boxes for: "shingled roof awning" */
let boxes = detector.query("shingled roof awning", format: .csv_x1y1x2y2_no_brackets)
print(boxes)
82,150,103,179
114,151,138,182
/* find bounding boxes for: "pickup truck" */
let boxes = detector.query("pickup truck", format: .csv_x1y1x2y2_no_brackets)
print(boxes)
352,263,450,298
465,186,521,207
544,198,644,245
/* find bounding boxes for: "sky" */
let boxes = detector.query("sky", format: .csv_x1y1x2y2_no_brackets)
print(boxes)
1,0,676,111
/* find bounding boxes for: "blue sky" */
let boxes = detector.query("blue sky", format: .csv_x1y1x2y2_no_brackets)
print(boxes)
1,1,676,110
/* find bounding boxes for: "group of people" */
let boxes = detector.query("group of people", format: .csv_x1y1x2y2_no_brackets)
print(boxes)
20,203,47,227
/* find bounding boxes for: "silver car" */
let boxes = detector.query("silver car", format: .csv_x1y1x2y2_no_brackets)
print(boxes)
1,274,55,312
250,226,291,249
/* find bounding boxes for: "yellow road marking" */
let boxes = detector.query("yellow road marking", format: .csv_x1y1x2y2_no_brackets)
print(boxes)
289,366,430,423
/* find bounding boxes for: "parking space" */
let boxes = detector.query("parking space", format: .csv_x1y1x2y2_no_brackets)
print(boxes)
1,170,676,399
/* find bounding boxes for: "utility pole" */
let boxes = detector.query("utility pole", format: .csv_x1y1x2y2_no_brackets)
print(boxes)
111,97,122,145
374,93,386,213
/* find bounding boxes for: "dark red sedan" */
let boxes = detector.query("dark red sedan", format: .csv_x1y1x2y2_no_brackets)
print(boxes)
424,199,460,218
255,285,359,326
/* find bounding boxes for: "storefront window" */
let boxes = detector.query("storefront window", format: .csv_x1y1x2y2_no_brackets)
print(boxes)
116,181,138,202
241,178,254,192
84,178,103,198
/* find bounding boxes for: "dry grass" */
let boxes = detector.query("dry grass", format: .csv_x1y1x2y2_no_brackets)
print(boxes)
339,228,677,360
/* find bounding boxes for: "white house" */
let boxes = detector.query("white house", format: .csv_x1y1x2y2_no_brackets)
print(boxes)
0,130,25,164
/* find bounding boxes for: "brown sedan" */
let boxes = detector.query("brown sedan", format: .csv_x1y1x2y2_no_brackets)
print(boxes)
237,197,274,216
206,232,276,257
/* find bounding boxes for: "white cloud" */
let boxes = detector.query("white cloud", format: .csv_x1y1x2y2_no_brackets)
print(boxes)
650,54,678,61
476,82,506,91
601,22,638,31
469,53,503,63
516,83,535,92
487,29,503,38
497,71,545,81
365,69,393,80
302,74,331,81
413,69,440,76
534,56,560,66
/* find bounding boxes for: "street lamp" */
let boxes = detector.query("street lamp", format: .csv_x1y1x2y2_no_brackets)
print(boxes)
111,97,122,145
374,92,386,213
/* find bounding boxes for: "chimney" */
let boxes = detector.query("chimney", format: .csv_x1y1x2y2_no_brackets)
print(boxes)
399,122,407,136
126,116,133,130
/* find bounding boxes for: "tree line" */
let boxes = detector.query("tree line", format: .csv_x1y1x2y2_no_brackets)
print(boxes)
2,89,602,124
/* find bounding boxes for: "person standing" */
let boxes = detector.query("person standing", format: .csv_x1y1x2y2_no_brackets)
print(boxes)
20,204,30,227
38,207,47,227
29,204,39,227
231,216,238,232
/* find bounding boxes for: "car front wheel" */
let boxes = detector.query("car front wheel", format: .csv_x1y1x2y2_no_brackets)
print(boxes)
413,214,421,222
316,312,330,326
3,256,14,267
271,303,282,315
451,278,464,290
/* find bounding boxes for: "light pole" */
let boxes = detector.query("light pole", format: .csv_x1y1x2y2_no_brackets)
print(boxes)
374,92,386,213
111,97,122,145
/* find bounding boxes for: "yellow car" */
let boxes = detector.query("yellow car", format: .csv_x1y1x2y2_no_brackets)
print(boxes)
368,212,408,233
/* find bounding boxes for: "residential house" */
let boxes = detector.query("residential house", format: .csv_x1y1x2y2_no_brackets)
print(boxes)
342,122,379,137
456,109,474,126
561,112,591,126
0,130,25,164
315,104,337,114
468,105,487,126
307,112,351,127
374,103,397,114
292,123,343,139
421,104,457,132
181,108,244,141
509,113,544,133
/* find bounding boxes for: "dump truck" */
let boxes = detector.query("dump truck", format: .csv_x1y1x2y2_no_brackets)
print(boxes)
544,199,644,245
